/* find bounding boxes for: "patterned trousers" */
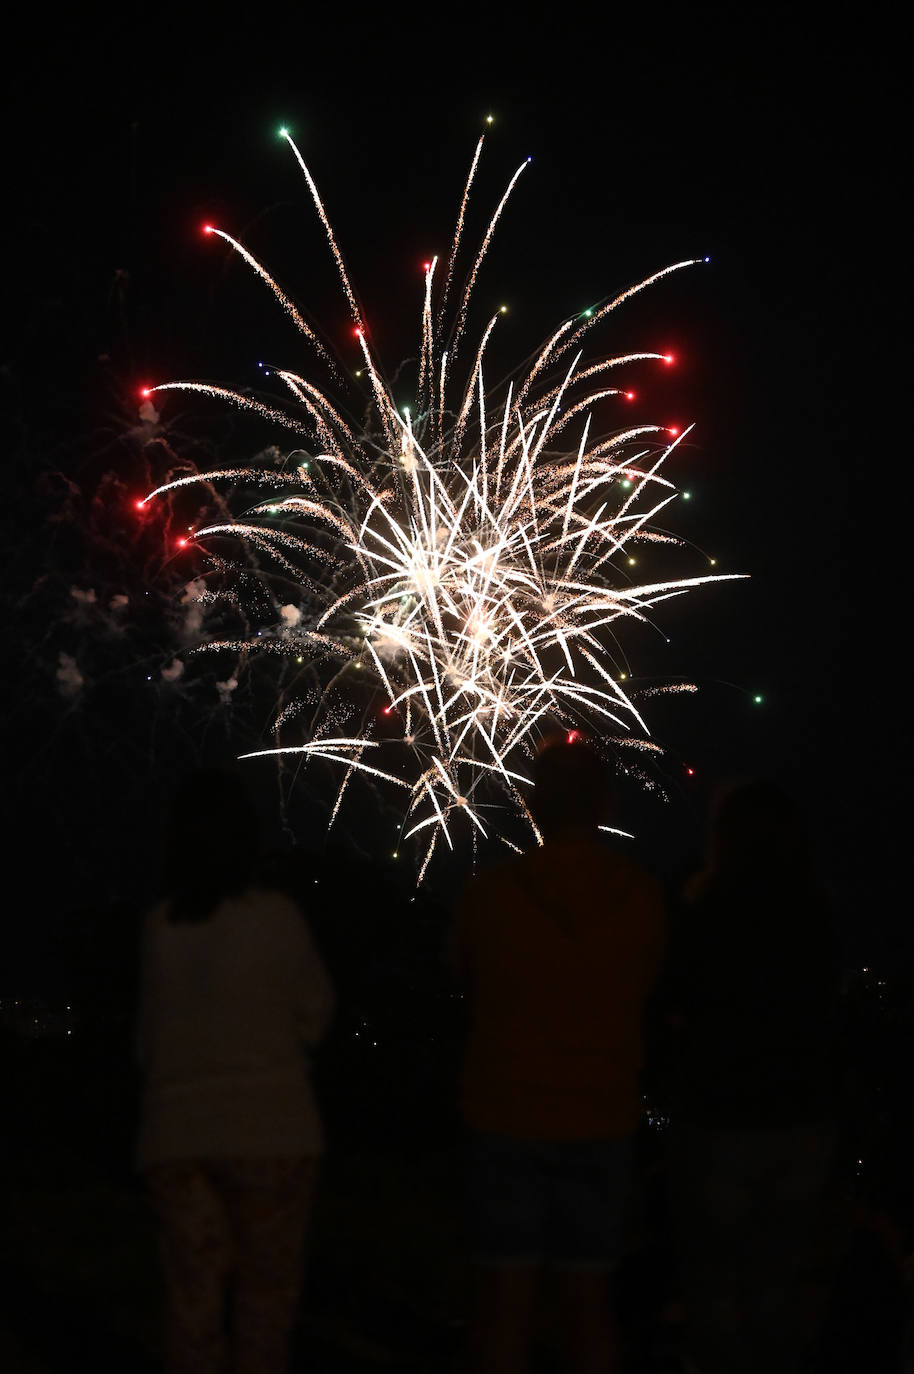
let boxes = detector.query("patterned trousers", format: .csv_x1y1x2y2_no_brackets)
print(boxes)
144,1156,318,1374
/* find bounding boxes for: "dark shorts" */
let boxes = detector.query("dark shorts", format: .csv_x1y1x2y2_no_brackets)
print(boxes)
466,1130,634,1271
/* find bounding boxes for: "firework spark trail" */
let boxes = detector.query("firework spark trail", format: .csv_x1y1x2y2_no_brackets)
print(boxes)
150,382,314,435
418,256,438,401
280,128,363,330
139,468,306,505
143,131,743,872
274,372,358,451
203,226,333,366
440,135,485,324
449,155,531,362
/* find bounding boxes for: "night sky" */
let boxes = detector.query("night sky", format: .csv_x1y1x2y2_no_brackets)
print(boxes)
3,11,899,985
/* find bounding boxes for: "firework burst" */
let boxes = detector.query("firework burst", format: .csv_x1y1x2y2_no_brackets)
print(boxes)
142,128,742,878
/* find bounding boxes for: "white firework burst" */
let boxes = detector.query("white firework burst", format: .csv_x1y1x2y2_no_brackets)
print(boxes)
143,128,742,878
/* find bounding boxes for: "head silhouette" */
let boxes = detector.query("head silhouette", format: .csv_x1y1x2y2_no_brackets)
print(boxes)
708,777,810,884
532,737,614,838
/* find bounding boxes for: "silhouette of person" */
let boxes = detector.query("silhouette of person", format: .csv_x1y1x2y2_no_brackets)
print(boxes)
661,777,842,1374
135,768,334,1374
452,737,667,1374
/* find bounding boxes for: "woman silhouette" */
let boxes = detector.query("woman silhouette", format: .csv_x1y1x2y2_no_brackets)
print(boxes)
136,768,333,1374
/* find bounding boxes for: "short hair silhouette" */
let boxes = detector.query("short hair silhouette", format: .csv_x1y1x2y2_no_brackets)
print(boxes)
163,767,262,922
531,737,613,835
709,777,810,882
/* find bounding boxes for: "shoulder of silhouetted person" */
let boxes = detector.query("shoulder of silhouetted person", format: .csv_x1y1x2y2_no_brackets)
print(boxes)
454,836,666,972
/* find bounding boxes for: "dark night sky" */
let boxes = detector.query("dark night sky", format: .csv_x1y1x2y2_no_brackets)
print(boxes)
2,10,902,981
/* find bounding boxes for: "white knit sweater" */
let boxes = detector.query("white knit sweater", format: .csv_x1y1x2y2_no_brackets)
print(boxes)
136,888,334,1167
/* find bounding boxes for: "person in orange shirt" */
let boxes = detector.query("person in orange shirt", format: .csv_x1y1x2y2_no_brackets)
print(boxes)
453,738,667,1374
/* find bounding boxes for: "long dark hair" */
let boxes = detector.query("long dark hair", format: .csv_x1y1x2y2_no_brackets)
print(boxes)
162,767,262,922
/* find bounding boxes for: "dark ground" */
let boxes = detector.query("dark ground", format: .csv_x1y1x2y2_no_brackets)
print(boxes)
3,956,913,1374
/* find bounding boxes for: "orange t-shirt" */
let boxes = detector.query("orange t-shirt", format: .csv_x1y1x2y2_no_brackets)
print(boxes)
454,838,666,1140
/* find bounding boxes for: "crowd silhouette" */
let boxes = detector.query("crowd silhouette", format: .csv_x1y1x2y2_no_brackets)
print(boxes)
120,748,913,1372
